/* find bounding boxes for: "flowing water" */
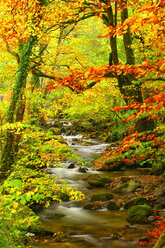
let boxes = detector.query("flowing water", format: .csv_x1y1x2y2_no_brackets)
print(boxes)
38,125,151,248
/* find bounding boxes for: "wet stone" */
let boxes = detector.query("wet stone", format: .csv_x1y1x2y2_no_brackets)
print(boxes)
154,198,165,208
121,177,131,183
125,180,140,193
68,162,76,169
124,196,149,209
88,179,104,187
82,174,101,181
83,201,105,210
127,204,152,224
78,167,88,173
91,193,114,202
107,201,120,210
148,216,155,222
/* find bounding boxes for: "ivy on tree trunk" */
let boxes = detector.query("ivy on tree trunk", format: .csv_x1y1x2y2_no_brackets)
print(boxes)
1,37,36,177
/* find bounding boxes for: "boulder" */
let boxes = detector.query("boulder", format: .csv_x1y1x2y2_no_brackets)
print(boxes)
107,201,120,210
101,233,122,240
127,204,152,224
83,201,105,210
153,188,165,197
82,174,101,181
124,196,149,209
148,216,155,222
125,180,140,193
78,167,88,173
154,198,165,209
91,193,114,202
68,162,76,169
112,183,129,194
121,177,131,183
88,177,112,188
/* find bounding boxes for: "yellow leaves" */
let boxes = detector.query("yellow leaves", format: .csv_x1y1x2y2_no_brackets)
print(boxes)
11,209,17,214
16,191,22,196
102,27,110,36
45,201,50,207
13,202,19,209
34,187,39,193
123,17,136,26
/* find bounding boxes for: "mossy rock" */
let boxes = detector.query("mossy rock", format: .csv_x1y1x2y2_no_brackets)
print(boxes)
83,201,105,210
127,204,152,224
154,198,165,209
88,177,112,188
113,183,129,194
91,193,114,202
82,174,101,181
107,201,120,210
88,179,105,187
124,196,149,209
120,177,131,183
124,180,140,193
81,141,95,146
100,177,112,184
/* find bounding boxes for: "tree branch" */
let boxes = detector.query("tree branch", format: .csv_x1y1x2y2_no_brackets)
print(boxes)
32,69,60,80
143,78,165,82
3,38,20,64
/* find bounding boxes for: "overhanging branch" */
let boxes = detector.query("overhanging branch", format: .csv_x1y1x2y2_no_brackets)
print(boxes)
3,38,20,64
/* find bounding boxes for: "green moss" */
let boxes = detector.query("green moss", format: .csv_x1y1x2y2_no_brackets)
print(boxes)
91,193,114,202
125,197,149,209
88,177,112,187
127,204,152,224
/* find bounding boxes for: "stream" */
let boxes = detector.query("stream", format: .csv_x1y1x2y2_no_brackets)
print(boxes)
38,123,152,248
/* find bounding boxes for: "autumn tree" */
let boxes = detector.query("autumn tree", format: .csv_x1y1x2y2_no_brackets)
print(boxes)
31,0,164,105
1,0,164,176
0,0,50,176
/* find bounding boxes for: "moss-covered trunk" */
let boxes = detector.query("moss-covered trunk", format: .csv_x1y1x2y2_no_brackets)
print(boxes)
1,37,36,177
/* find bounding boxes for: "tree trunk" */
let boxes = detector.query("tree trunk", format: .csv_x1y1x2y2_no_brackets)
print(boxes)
1,37,36,178
103,1,143,105
153,232,165,248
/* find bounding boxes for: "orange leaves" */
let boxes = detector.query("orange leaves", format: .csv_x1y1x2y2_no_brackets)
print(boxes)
153,93,165,102
127,114,136,121
111,106,128,112
101,26,116,37
123,17,135,26
0,0,46,43
158,0,165,7
47,86,54,90
142,219,165,246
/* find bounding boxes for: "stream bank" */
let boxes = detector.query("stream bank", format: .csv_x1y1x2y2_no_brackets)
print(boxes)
36,121,165,248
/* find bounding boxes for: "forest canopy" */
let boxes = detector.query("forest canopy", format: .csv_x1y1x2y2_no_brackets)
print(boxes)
0,0,164,247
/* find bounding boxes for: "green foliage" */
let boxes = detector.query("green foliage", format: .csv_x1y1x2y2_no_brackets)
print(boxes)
62,79,126,139
0,123,85,248
0,192,44,247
